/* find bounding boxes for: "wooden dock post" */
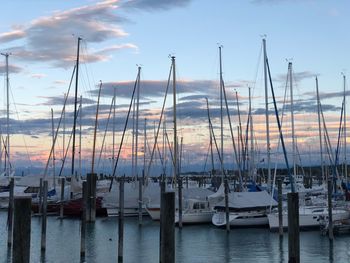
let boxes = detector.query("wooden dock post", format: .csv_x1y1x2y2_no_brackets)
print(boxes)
41,180,48,251
86,173,97,222
39,178,43,215
118,177,125,263
327,179,334,240
80,181,87,258
160,191,175,263
159,175,166,261
59,177,65,218
288,192,300,263
138,176,143,226
224,178,230,232
277,178,283,236
13,197,31,263
178,177,183,229
7,177,14,247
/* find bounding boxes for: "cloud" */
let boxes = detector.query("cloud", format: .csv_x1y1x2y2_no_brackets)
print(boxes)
1,0,137,68
275,70,316,83
0,64,23,74
38,96,96,106
0,29,26,42
120,0,192,10
31,73,46,79
93,79,219,99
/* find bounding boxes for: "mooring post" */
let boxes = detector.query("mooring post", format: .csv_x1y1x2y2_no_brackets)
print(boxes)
13,197,31,263
39,178,43,215
159,175,166,261
7,177,14,247
327,178,334,240
160,191,175,263
59,177,65,218
41,180,48,251
138,176,143,226
277,178,283,236
178,177,183,229
118,177,125,263
224,178,230,232
80,181,87,258
288,192,300,263
86,173,97,222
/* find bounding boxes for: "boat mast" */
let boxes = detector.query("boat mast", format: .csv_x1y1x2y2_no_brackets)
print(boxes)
343,74,347,183
219,46,224,177
288,62,296,176
79,95,82,177
91,81,103,174
135,66,141,178
172,56,178,181
316,77,325,183
2,53,10,176
263,39,271,189
206,98,215,175
51,108,56,189
71,37,81,176
249,87,255,181
112,88,116,171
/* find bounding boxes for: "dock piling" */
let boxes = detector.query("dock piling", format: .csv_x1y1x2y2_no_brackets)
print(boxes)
7,177,14,247
118,177,125,263
13,197,31,263
277,177,283,236
287,192,300,263
327,178,334,240
41,180,48,251
160,191,175,263
59,177,65,218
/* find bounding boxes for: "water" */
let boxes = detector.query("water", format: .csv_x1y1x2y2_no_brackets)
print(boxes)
1,211,350,262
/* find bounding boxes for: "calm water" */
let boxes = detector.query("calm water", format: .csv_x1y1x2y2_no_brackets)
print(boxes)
0,211,350,262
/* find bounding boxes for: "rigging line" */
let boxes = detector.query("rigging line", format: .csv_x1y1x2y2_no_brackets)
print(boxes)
97,95,115,169
43,65,76,177
266,58,295,193
145,63,173,179
109,69,139,188
207,100,227,178
58,108,79,177
8,81,33,168
203,140,211,172
1,136,12,170
222,80,243,187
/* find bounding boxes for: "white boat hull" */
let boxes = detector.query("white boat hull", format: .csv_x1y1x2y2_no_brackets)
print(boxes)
268,207,350,230
212,211,268,227
175,210,214,224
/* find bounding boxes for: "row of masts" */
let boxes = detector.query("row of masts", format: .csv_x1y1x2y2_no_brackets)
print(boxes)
1,38,349,189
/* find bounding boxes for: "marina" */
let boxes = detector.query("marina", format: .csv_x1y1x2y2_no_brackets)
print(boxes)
1,211,350,263
0,1,350,262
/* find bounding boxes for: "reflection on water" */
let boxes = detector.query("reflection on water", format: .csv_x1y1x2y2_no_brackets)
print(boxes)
0,212,349,262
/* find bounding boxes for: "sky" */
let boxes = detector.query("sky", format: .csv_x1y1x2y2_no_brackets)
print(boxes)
0,0,350,176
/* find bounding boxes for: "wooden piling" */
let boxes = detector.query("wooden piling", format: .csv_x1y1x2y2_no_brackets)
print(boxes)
160,191,175,263
39,178,43,215
138,176,143,226
277,178,283,236
178,177,183,229
13,197,31,263
7,177,14,247
224,178,230,232
80,181,87,258
287,192,300,263
59,177,65,218
159,176,166,261
86,173,97,222
327,179,334,240
118,177,125,263
41,180,48,251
